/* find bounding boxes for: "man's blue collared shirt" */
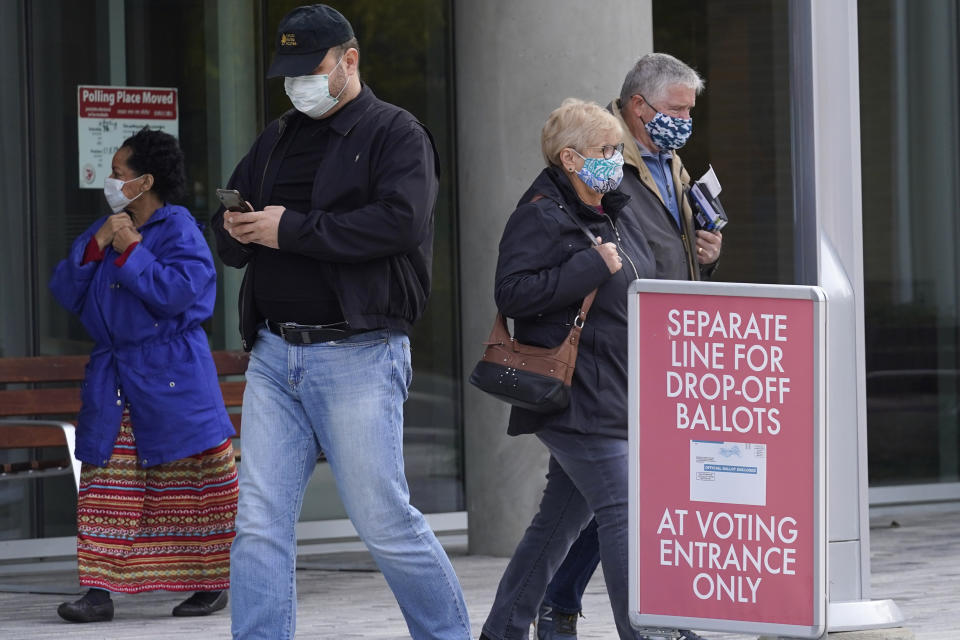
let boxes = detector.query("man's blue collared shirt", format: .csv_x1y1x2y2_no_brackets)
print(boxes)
637,141,680,227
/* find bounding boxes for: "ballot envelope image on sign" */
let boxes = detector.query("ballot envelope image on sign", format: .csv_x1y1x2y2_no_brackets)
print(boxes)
690,440,767,506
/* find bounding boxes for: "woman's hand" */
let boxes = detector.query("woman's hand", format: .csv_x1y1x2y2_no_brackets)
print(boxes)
112,224,142,254
94,213,135,250
593,236,622,274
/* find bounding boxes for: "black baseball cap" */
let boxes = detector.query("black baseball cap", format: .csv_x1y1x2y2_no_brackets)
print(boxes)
266,4,354,78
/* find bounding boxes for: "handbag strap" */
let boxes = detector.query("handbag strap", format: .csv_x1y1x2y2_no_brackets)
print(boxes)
529,193,600,247
575,290,597,325
529,193,599,324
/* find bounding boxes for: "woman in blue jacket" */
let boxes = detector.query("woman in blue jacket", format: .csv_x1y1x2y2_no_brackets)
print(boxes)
49,129,237,623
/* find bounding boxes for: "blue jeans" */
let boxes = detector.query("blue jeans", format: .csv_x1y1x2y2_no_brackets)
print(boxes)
481,430,642,640
230,327,470,640
543,516,600,615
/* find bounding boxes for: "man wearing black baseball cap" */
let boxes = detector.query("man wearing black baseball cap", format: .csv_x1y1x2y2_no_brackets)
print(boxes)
212,5,470,639
265,4,354,78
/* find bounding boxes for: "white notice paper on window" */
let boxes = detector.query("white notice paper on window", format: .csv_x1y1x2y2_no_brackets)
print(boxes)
690,440,767,506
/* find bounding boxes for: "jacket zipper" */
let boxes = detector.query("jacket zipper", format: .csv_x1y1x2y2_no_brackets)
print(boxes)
681,230,697,280
257,114,290,206
642,162,698,280
675,164,699,281
243,113,291,348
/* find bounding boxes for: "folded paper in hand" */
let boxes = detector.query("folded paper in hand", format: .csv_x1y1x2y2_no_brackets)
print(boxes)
689,164,728,232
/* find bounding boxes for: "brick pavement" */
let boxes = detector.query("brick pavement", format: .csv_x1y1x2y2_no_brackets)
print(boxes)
0,504,955,639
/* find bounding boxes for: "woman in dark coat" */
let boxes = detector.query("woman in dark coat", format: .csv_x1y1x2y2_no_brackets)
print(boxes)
49,129,237,623
479,99,656,640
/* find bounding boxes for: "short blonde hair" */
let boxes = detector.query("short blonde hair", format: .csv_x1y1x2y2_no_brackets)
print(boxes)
541,98,622,167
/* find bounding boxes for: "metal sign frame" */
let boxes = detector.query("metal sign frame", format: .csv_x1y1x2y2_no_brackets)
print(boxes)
628,279,826,638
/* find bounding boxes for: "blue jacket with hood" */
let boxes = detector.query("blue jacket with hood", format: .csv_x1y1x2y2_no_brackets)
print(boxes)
49,204,235,467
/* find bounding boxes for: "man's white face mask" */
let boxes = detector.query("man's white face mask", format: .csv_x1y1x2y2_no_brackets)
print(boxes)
284,55,347,119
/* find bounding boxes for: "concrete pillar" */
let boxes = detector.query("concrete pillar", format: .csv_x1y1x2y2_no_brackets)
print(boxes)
204,0,257,350
455,0,652,556
790,0,904,633
0,0,30,357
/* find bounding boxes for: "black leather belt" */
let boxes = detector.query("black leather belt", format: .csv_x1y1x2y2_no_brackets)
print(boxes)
265,319,369,345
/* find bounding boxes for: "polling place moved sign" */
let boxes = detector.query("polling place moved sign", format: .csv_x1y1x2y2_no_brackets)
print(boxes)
77,85,178,189
628,280,826,638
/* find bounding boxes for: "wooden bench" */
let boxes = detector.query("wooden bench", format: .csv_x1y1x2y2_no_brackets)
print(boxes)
0,351,249,491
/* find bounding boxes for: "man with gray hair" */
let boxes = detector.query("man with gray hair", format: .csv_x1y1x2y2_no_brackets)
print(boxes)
614,51,721,279
534,52,719,640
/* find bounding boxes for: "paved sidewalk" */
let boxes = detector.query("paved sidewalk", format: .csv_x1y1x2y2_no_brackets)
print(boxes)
0,504,956,639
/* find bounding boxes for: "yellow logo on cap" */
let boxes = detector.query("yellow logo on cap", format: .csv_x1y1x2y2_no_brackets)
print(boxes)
280,33,297,46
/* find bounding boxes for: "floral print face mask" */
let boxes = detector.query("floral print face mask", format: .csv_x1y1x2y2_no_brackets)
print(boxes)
573,150,625,194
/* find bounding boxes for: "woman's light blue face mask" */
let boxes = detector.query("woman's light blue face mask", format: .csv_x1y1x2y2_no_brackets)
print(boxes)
573,149,625,194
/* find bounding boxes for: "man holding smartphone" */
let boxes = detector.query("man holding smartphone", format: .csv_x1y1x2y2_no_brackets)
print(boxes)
211,5,469,639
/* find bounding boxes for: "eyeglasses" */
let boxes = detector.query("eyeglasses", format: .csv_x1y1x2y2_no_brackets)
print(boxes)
580,142,624,160
636,93,693,118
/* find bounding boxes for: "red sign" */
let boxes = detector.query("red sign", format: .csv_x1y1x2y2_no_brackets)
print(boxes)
630,282,824,637
77,86,178,120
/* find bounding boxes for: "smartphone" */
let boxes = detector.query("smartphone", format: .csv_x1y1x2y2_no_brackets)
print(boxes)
216,188,254,213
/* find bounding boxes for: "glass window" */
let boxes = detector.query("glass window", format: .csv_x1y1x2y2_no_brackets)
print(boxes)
0,0,111,542
0,0,29,361
31,0,110,358
0,0,30,539
262,0,463,516
0,0,260,537
30,0,259,356
859,0,960,486
653,0,795,285
0,0,461,542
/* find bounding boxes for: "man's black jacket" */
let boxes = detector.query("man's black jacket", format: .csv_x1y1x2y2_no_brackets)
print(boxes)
211,86,440,351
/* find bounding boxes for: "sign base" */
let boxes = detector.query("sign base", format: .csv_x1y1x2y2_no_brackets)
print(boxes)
828,599,904,632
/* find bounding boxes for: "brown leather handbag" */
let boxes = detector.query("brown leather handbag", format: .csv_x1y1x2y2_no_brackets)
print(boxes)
468,290,597,413
470,193,602,413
